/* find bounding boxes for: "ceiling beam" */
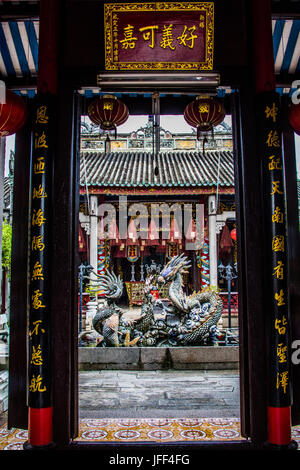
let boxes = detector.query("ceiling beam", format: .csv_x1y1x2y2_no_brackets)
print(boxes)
271,0,300,18
0,1,39,21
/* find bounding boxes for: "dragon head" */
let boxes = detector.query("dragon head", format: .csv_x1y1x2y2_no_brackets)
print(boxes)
157,254,192,284
97,271,123,300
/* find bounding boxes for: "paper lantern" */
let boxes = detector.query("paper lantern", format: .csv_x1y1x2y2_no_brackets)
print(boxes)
87,94,128,137
168,218,182,244
288,102,300,136
146,218,159,246
0,89,27,137
185,217,197,242
106,218,122,246
184,95,226,140
126,218,139,246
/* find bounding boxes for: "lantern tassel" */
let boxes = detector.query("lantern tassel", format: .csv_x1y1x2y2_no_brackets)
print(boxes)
203,136,208,156
105,135,111,153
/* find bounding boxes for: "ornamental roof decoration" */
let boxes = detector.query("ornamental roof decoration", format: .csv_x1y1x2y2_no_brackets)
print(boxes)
80,117,233,154
80,119,232,137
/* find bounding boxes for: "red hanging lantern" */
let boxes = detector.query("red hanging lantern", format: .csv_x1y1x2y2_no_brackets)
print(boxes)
168,218,182,244
288,102,300,136
0,89,27,137
185,217,197,243
230,228,237,241
108,218,122,246
126,218,139,246
184,95,226,153
87,94,129,138
146,218,159,246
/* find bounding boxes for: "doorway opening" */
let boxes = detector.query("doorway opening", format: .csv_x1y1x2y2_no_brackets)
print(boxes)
0,134,15,427
75,88,242,443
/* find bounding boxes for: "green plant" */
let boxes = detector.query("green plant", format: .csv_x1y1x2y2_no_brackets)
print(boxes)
2,221,12,278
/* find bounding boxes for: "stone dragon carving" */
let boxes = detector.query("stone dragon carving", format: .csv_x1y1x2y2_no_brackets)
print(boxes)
90,255,223,347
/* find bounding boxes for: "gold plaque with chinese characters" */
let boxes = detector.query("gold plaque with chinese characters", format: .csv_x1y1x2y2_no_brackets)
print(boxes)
104,2,214,71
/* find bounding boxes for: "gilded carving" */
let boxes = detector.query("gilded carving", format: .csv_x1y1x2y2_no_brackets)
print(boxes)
104,2,214,71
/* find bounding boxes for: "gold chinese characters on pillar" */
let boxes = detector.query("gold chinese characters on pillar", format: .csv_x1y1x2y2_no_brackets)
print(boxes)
28,95,54,409
104,2,214,71
257,91,291,409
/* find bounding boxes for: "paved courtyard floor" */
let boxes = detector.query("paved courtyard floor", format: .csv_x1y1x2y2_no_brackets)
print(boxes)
2,369,300,449
79,369,240,419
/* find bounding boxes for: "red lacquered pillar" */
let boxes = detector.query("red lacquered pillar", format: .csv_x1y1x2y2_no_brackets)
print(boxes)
251,0,296,450
24,0,61,450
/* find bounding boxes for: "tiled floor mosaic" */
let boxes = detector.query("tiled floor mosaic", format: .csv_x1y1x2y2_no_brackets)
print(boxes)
1,418,300,450
75,418,243,442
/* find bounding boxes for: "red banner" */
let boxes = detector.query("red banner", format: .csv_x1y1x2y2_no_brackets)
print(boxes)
104,2,214,71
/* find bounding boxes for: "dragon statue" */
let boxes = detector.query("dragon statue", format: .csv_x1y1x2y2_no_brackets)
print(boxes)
89,255,223,347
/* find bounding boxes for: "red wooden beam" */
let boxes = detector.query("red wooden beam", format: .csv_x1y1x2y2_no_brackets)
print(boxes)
37,0,61,96
251,0,276,94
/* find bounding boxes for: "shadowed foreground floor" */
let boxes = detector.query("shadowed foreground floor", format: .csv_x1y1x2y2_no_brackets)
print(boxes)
1,369,300,449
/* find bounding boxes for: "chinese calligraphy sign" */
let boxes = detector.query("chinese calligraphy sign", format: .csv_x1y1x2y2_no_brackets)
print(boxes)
104,2,214,71
28,96,54,408
257,91,291,408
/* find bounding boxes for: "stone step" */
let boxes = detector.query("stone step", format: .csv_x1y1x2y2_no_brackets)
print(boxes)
79,346,240,371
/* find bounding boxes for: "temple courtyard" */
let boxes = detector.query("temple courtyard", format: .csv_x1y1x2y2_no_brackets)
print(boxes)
79,369,240,419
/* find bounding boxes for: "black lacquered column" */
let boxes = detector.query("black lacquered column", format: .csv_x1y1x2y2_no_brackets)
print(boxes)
25,94,55,448
257,91,294,447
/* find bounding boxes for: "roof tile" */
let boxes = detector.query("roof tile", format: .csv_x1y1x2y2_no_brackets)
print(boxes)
80,151,235,188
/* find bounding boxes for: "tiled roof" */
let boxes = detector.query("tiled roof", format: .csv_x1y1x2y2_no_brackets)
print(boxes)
80,151,235,188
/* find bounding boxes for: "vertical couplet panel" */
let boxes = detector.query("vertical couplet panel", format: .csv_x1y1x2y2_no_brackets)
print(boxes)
256,91,292,446
26,95,56,447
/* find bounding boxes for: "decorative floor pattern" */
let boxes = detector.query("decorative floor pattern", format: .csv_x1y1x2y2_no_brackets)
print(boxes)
75,418,243,442
1,418,300,450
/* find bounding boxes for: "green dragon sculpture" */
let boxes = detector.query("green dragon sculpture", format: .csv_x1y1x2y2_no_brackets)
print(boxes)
90,255,223,347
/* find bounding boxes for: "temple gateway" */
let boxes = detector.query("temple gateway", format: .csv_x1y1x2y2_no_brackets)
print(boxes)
0,0,299,453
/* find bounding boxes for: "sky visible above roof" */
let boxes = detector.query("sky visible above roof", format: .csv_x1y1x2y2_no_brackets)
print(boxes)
4,116,300,179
